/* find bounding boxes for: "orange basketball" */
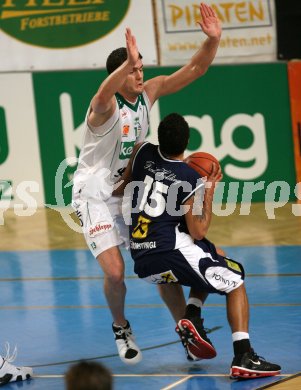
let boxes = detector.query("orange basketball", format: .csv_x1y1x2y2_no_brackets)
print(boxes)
185,152,220,177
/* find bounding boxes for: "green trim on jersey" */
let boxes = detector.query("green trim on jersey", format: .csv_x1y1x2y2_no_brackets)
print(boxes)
116,92,147,111
95,117,120,138
110,140,119,167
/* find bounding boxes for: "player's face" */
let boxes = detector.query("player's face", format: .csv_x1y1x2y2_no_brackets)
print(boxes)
124,59,144,95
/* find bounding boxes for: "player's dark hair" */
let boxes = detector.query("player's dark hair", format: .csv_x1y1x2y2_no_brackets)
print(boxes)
106,47,143,74
158,113,190,156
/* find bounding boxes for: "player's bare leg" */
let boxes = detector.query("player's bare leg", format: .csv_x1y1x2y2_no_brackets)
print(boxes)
157,284,186,322
227,284,281,379
97,247,142,365
226,283,249,333
97,246,126,325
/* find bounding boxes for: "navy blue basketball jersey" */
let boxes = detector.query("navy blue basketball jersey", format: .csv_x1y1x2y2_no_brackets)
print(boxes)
129,142,204,259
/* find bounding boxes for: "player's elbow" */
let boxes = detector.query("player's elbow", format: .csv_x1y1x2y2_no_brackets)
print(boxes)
188,225,208,241
191,232,205,241
192,64,208,78
92,94,107,109
90,95,113,116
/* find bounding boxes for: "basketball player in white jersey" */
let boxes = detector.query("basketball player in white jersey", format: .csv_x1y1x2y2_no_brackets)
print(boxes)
72,3,222,364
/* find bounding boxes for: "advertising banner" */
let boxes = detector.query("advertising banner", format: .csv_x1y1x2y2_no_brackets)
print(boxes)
288,61,301,203
0,63,296,219
153,0,277,65
0,73,45,223
0,0,157,71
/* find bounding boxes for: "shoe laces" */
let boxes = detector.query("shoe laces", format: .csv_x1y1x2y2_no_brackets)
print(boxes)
2,342,17,363
123,328,133,348
114,323,133,341
192,318,210,337
123,325,133,342
200,318,212,335
203,325,210,335
249,348,265,362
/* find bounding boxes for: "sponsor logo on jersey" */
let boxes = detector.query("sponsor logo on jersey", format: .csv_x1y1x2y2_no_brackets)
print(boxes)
130,240,157,250
121,109,128,119
132,215,151,239
144,270,178,284
122,124,130,137
134,117,142,138
225,258,242,273
211,273,238,288
119,141,135,160
89,222,112,237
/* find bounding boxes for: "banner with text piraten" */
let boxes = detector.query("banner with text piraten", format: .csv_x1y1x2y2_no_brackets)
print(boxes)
154,0,277,65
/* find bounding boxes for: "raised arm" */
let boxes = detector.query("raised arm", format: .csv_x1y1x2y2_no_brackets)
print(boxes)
184,163,222,240
145,3,221,105
89,28,140,127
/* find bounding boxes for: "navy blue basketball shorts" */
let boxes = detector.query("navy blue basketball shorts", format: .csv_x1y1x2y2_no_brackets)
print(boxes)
134,238,245,295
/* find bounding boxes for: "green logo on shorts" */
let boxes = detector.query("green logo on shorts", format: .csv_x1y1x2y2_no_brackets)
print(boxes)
225,259,241,273
0,0,130,49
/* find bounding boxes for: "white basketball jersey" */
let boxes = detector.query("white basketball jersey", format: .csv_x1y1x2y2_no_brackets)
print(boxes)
73,91,151,199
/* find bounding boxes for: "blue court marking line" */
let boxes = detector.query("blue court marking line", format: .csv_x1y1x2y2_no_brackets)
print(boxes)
0,304,300,311
0,304,300,310
0,273,300,281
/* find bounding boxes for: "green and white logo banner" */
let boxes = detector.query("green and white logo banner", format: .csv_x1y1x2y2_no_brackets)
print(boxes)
0,63,296,214
0,0,157,71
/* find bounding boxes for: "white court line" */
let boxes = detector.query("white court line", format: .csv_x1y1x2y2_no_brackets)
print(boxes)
160,375,192,389
33,373,289,379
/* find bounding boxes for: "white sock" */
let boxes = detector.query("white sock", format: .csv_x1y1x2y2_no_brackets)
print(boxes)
187,297,203,308
113,320,128,328
232,332,249,342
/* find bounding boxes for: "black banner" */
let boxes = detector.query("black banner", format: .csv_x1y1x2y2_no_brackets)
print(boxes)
275,0,301,60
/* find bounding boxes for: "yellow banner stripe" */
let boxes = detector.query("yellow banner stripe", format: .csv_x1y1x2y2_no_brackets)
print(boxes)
1,7,93,20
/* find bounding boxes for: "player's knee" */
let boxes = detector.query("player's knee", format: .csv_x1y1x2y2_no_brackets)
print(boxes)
105,270,125,285
226,280,246,295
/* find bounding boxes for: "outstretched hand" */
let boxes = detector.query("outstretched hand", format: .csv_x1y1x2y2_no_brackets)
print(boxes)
198,3,222,39
125,27,140,66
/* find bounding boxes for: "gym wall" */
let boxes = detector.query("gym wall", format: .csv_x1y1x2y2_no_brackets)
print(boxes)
0,0,299,209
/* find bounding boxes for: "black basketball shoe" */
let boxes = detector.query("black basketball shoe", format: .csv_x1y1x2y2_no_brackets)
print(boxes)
230,349,281,379
176,318,217,361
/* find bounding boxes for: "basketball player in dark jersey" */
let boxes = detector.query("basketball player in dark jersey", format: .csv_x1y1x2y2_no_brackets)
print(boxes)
124,113,281,379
